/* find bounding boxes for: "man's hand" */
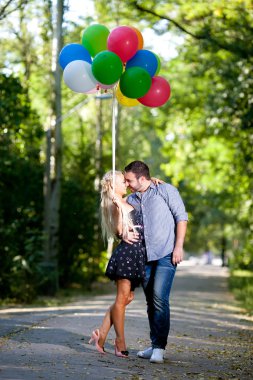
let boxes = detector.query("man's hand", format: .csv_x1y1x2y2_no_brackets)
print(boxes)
173,221,187,264
123,231,139,244
172,246,184,265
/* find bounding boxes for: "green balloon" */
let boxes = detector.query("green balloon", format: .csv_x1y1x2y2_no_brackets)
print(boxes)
81,24,110,57
120,67,152,98
154,53,161,75
92,51,123,85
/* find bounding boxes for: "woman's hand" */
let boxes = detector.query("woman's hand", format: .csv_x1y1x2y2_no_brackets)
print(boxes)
151,177,165,186
112,195,122,208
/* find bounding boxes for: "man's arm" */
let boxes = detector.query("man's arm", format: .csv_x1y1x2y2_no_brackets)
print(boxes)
161,184,188,264
162,184,188,222
172,220,187,265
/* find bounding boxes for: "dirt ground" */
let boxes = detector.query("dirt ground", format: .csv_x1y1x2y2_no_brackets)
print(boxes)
0,264,252,379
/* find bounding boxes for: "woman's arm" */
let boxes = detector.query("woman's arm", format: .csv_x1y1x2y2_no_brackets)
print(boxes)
111,202,123,237
151,177,165,185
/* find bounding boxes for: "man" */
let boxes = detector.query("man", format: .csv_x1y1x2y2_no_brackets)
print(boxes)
124,161,188,364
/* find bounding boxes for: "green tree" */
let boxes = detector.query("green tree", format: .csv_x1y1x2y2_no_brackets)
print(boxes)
0,73,44,301
130,0,253,266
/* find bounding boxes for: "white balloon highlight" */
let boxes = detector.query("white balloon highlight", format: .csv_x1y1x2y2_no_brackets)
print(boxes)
63,60,97,93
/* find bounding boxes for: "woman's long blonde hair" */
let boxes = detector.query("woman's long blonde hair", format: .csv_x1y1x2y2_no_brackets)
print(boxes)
100,170,136,241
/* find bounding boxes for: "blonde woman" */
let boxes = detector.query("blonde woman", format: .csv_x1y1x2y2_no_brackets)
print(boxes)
89,170,146,358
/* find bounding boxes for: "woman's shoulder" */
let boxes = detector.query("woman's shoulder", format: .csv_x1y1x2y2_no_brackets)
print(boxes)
122,198,134,213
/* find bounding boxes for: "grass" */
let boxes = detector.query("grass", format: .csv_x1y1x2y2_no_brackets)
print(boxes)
228,269,253,315
0,279,115,308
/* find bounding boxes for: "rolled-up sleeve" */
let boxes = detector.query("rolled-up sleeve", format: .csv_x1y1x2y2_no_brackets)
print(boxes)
163,184,188,223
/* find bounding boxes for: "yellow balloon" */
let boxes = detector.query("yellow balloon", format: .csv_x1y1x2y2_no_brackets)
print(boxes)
116,84,139,107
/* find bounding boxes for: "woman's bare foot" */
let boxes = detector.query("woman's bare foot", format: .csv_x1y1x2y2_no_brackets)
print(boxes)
98,329,107,348
115,337,127,352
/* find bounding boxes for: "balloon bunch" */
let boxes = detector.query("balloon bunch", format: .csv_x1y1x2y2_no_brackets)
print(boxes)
59,24,171,108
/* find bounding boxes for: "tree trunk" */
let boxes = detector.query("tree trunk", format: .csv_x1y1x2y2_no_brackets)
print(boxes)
221,235,227,267
115,104,121,165
94,97,103,191
43,0,64,294
107,94,120,258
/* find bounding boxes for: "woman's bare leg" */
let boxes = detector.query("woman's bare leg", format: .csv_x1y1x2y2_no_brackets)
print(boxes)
128,291,134,304
98,306,113,347
111,278,131,352
98,283,134,348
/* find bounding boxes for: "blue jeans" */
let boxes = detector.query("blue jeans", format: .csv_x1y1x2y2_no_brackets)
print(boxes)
142,253,176,349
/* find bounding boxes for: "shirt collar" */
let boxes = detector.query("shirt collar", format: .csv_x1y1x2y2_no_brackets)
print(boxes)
135,182,156,198
149,182,156,190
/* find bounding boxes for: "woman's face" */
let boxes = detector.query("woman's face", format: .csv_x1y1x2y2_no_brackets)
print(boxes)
115,173,127,196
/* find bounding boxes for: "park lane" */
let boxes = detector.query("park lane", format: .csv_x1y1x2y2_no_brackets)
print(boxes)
0,264,252,379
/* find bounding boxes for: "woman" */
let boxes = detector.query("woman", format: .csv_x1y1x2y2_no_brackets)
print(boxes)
89,170,146,358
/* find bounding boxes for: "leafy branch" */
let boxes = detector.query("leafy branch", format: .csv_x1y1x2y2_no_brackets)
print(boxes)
0,0,29,21
132,1,252,59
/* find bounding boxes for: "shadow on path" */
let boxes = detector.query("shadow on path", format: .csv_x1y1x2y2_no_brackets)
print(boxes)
0,264,252,379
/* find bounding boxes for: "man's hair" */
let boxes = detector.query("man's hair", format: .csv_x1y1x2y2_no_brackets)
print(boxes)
124,161,151,180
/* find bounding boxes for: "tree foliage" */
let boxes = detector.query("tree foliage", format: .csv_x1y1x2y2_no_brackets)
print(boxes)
0,73,44,301
0,0,252,301
0,0,29,21
129,0,253,266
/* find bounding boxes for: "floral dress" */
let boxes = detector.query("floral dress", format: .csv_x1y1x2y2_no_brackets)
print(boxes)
105,209,146,290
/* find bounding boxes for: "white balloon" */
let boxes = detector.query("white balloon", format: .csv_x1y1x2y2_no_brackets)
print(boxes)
63,60,97,93
85,87,98,94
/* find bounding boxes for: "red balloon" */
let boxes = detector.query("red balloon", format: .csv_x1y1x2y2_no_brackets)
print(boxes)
138,76,171,107
107,26,138,62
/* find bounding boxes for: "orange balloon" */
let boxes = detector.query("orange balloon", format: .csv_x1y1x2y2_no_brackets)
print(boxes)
130,26,144,50
116,84,139,107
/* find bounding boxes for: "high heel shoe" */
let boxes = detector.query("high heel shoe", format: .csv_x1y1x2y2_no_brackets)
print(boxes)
88,329,105,354
114,341,129,358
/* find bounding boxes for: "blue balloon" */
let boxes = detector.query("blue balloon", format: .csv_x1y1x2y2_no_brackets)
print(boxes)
126,49,158,77
59,43,92,69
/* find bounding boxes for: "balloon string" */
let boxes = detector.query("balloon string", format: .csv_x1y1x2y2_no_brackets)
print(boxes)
111,88,117,195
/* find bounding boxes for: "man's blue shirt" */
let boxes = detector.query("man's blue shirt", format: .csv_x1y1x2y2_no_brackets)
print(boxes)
127,183,188,262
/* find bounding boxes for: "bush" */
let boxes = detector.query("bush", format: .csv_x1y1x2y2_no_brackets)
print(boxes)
228,270,253,314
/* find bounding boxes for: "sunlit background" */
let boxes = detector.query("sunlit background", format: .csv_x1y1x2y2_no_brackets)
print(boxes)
0,0,252,312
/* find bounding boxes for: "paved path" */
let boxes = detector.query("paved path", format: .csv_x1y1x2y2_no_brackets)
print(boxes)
0,265,252,380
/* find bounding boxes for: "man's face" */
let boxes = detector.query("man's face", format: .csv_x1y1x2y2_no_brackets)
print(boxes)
124,171,143,193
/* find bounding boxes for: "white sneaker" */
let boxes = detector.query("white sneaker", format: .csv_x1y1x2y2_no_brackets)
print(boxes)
149,348,165,363
137,346,153,359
